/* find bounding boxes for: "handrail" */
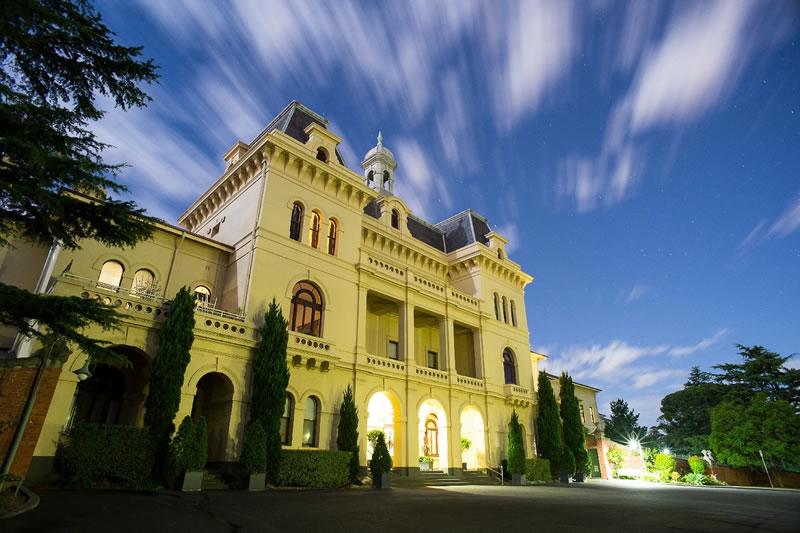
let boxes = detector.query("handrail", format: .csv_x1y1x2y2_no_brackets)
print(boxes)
486,465,504,486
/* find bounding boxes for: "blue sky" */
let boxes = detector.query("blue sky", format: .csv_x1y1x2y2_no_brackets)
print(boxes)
94,1,799,425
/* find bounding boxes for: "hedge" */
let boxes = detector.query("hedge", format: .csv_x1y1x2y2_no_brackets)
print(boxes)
525,458,552,482
56,423,153,487
277,450,352,488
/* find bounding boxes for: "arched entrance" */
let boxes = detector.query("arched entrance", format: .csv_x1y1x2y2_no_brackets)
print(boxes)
366,391,401,464
460,406,486,470
68,345,151,428
191,372,234,463
418,399,448,472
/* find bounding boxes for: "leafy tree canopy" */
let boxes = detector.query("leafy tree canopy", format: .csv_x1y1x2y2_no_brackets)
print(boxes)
1,0,157,360
713,345,799,408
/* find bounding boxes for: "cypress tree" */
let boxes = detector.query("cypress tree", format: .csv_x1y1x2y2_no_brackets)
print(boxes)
336,385,361,483
145,287,195,469
535,371,562,475
507,410,526,475
559,372,587,474
251,298,289,485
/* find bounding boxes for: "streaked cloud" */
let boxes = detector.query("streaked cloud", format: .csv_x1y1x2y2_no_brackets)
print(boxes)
618,284,649,305
668,328,728,358
738,195,800,253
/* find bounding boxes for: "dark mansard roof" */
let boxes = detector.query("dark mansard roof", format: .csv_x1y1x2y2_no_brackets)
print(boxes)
258,101,345,164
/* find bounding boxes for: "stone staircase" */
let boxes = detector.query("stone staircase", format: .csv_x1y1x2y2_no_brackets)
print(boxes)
393,470,499,487
202,470,231,491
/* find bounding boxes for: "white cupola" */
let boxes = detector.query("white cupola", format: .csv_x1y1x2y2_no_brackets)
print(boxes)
361,131,397,194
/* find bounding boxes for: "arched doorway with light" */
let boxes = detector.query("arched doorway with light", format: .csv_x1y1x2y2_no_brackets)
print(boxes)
191,372,234,463
418,399,448,472
460,406,486,471
366,391,402,466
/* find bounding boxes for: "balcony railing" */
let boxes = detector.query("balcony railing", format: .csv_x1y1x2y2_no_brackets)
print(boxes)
504,384,532,407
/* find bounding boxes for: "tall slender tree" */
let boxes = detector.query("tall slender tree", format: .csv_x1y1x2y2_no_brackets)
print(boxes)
0,0,158,361
251,298,289,484
559,372,587,473
507,410,526,477
535,371,562,475
336,385,360,483
144,287,195,468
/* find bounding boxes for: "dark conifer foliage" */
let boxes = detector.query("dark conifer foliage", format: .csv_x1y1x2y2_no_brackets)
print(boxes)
251,298,289,485
535,371,562,474
336,385,360,483
507,409,526,475
559,372,587,474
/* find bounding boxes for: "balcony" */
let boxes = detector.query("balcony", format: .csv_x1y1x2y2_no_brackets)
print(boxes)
504,384,532,407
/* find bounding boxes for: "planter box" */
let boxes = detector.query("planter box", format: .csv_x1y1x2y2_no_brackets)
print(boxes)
573,472,585,483
511,474,527,486
182,470,204,492
419,461,432,472
373,472,392,489
248,472,266,491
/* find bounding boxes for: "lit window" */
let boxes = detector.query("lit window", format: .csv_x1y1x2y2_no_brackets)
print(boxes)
290,281,324,337
290,202,304,241
309,211,321,248
97,260,124,291
427,350,438,370
280,394,294,445
194,285,211,304
388,340,399,360
131,269,155,297
327,219,337,256
510,300,518,327
302,396,319,447
503,348,517,385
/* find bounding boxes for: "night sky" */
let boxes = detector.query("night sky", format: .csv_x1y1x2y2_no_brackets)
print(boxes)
93,1,799,425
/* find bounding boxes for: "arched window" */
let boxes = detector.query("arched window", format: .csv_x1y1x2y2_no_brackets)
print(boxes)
290,281,324,337
510,300,518,327
280,394,294,445
97,260,124,291
367,170,375,186
194,285,211,304
316,147,328,163
289,202,304,241
327,219,338,256
502,296,509,324
302,396,319,447
309,211,321,248
131,269,155,297
383,170,390,188
503,348,517,385
71,363,126,425
493,292,500,320
391,209,399,229
424,414,439,457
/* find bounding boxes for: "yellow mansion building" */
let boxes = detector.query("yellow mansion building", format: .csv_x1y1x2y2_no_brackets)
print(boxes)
1,101,602,481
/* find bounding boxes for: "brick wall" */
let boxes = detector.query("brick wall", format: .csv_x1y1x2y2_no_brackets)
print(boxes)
0,365,61,478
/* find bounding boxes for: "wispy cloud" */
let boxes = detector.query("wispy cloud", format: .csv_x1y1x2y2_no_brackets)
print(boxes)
668,328,728,358
394,139,453,220
618,284,649,305
495,223,520,254
738,195,800,253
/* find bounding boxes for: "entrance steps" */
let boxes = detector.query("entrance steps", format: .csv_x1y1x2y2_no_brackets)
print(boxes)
202,470,231,491
393,470,498,487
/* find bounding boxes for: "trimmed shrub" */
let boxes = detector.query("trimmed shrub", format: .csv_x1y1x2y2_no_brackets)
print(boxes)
688,455,705,475
654,452,676,481
240,421,267,474
507,410,526,475
525,457,552,482
559,447,576,476
607,447,624,478
370,432,393,479
683,472,708,485
535,371,562,476
336,385,360,483
193,416,208,470
56,423,153,487
670,471,681,482
277,450,352,488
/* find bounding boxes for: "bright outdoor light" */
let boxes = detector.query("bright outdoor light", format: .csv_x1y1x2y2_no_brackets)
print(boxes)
73,359,92,381
662,448,671,455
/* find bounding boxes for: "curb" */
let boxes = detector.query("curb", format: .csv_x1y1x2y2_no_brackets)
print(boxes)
1,486,40,519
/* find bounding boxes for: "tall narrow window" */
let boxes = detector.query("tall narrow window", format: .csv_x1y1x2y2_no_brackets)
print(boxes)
131,269,155,297
493,293,500,320
503,348,517,385
327,219,337,255
309,211,321,248
388,340,399,360
424,415,439,456
290,281,324,337
382,170,391,189
427,350,438,370
502,296,509,324
391,209,399,229
97,260,124,291
580,401,586,424
280,394,294,445
194,285,211,304
302,396,319,447
510,300,518,327
590,406,597,424
289,202,304,241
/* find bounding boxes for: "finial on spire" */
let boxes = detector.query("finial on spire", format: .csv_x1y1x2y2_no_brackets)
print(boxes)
377,130,383,146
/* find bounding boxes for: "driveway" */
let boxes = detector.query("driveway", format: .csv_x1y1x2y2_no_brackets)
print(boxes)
5,480,800,532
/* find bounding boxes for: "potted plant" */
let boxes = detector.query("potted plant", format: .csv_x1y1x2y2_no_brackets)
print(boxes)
370,432,393,489
169,416,207,491
574,448,588,482
240,420,267,491
460,437,471,471
418,456,434,471
559,447,575,484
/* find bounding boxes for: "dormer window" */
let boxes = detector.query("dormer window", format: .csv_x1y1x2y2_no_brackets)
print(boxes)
498,249,505,260
316,147,328,163
391,209,399,229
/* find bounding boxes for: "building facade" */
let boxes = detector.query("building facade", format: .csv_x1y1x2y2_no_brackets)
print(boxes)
2,101,575,481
